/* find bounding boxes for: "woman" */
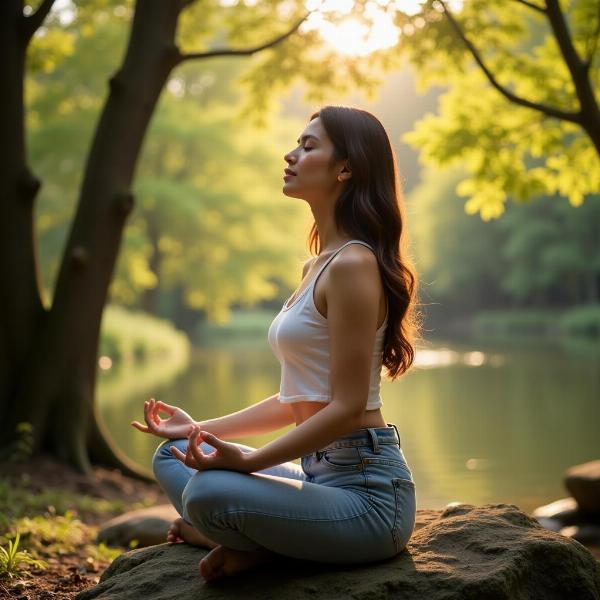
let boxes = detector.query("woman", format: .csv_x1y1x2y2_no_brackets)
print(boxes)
132,105,421,583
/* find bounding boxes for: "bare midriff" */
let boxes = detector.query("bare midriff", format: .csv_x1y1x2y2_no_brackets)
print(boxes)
289,401,388,428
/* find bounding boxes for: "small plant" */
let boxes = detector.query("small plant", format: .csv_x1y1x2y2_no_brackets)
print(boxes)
8,422,34,463
13,510,88,554
85,541,123,563
0,532,47,579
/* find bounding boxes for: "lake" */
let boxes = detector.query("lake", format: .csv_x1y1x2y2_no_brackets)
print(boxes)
98,331,600,515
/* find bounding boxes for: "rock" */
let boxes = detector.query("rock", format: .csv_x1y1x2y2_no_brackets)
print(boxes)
97,504,179,548
565,460,600,515
77,503,600,599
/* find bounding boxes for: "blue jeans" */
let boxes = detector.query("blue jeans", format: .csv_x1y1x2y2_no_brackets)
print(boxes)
152,423,416,564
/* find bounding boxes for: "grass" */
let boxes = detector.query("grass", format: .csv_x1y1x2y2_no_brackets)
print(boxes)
0,532,48,580
0,463,161,589
0,478,150,533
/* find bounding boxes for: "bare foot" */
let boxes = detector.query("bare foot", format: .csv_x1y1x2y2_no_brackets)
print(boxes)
198,545,276,583
167,517,219,550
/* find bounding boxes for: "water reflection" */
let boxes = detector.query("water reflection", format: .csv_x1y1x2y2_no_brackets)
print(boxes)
97,334,600,515
413,347,505,368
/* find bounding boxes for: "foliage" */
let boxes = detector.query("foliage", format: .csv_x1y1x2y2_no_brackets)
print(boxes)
560,304,600,337
409,164,600,315
396,0,600,218
28,0,390,324
473,308,565,338
0,532,48,580
473,305,600,339
408,166,510,313
99,304,190,365
86,540,124,562
6,423,35,463
8,510,88,555
0,478,153,534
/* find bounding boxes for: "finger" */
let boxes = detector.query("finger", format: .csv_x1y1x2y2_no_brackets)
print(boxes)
144,403,159,433
130,421,150,433
171,446,187,462
155,400,176,416
199,430,219,447
185,431,201,467
151,399,161,426
188,428,205,463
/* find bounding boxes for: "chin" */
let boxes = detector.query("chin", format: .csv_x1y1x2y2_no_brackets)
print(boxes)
282,186,302,199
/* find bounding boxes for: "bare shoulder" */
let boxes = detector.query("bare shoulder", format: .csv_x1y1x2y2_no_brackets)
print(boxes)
329,244,380,282
325,244,382,311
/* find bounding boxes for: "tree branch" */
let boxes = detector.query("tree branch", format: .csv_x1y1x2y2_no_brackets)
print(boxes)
437,0,582,125
22,0,56,44
512,0,547,14
177,13,310,63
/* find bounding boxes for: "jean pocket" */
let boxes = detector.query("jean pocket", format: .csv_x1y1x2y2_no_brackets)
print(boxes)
319,447,363,471
391,478,416,554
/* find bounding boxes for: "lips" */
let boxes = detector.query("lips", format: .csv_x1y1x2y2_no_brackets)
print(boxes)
284,168,296,176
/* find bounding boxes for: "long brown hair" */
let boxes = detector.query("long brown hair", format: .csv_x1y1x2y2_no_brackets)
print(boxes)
307,106,422,380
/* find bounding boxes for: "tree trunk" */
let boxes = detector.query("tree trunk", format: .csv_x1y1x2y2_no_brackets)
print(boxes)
0,1,47,428
0,0,188,479
1,0,307,477
140,215,162,316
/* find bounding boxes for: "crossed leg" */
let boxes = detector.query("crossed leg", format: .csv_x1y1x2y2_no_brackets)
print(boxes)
152,438,308,582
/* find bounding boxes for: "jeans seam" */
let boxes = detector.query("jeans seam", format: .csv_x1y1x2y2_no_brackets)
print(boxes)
358,447,371,497
391,478,416,552
212,503,374,523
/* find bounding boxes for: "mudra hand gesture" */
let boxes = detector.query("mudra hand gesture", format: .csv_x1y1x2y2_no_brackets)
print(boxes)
171,426,252,473
131,398,196,439
131,398,254,472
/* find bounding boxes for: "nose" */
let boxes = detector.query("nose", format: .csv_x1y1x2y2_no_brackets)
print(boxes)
284,148,297,165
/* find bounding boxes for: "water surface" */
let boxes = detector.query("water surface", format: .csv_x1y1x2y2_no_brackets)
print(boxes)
98,332,600,515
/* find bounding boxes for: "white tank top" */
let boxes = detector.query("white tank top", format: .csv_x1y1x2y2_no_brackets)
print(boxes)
267,240,388,410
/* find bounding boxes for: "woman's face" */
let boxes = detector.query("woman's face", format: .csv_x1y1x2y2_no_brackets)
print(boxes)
283,117,344,201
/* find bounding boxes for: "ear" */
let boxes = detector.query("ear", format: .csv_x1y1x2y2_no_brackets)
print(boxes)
337,161,352,183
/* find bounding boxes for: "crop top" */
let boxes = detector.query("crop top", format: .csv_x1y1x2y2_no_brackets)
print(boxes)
267,240,388,410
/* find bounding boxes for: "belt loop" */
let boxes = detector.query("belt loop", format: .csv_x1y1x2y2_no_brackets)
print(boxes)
367,428,381,453
388,422,401,447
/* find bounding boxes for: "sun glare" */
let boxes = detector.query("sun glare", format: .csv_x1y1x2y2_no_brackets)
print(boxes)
302,0,463,57
305,0,405,56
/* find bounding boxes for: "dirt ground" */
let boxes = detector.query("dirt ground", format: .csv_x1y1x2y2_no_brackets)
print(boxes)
1,457,598,599
0,456,168,600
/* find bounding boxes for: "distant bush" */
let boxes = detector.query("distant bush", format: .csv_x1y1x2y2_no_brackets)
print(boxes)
196,309,274,343
560,305,600,338
473,305,600,339
99,305,190,366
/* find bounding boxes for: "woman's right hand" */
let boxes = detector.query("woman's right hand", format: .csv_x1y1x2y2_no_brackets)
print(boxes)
131,398,196,439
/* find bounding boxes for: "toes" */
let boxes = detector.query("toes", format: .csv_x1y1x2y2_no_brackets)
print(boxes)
199,549,226,582
167,519,183,544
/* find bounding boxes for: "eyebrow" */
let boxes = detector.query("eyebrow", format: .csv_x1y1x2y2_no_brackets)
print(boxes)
296,134,320,144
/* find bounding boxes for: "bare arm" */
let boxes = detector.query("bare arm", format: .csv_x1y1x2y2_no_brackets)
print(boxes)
196,393,295,440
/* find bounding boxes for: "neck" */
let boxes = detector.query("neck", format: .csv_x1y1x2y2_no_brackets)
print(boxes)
310,208,352,254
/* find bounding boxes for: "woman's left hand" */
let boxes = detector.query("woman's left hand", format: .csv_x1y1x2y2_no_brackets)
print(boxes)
171,427,255,473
